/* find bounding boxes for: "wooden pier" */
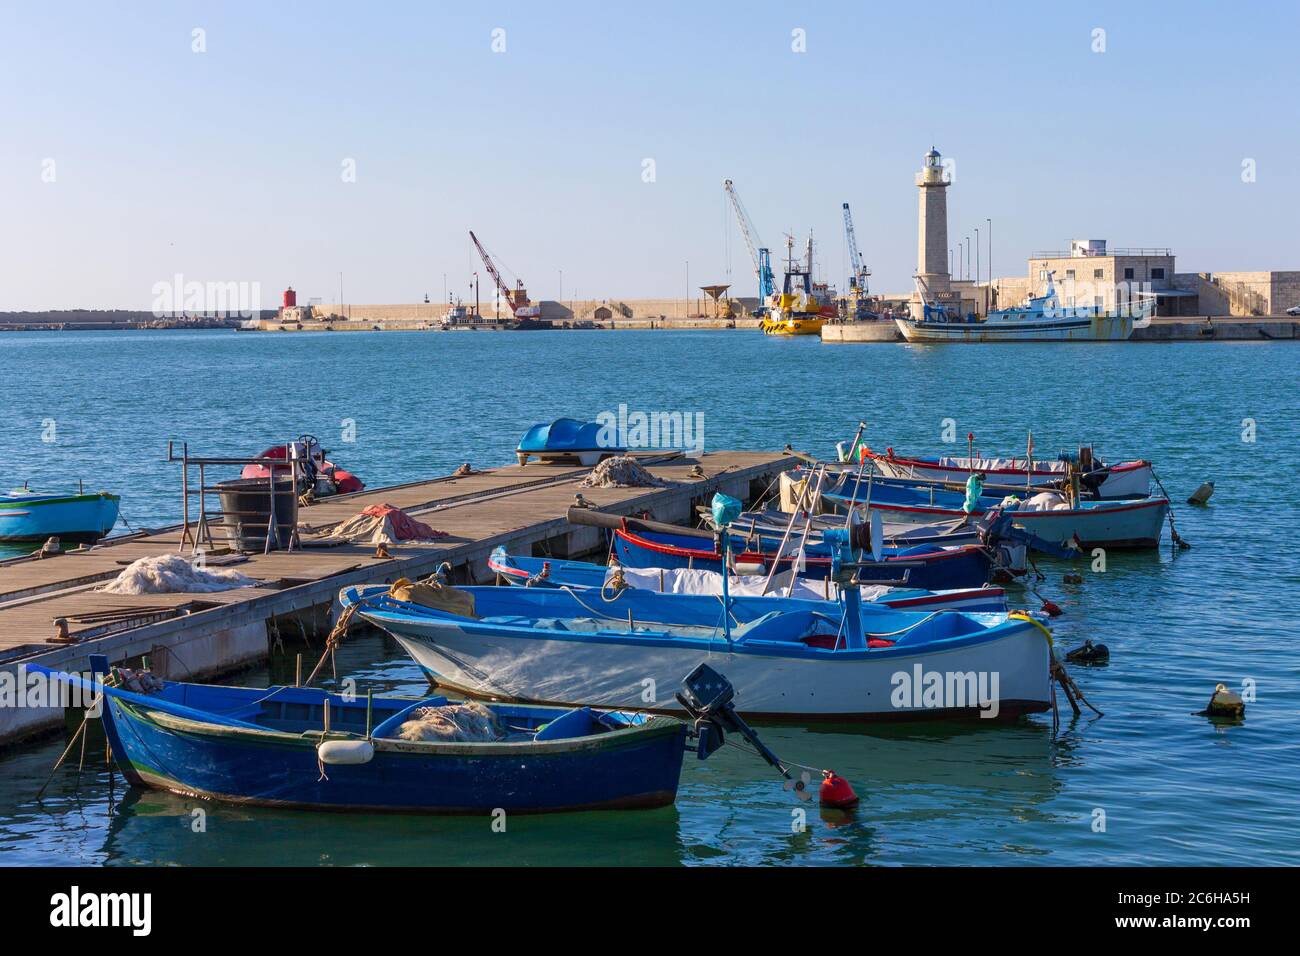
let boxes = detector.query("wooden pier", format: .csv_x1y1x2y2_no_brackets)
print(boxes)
0,450,795,746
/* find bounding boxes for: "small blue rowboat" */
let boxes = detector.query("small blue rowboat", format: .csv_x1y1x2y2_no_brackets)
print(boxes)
487,547,1009,613
516,417,625,466
34,657,797,814
0,489,120,543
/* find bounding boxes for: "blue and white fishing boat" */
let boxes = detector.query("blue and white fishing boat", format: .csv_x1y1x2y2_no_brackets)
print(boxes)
341,580,1052,722
516,417,625,467
896,271,1152,342
0,488,119,543
863,446,1154,500
346,505,1054,723
36,658,698,813
609,521,998,589
822,471,1169,549
488,547,1010,614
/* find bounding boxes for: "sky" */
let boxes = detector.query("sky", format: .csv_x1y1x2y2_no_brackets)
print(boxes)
1,0,1297,310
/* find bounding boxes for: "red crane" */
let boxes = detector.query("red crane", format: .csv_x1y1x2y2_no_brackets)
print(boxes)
469,231,539,318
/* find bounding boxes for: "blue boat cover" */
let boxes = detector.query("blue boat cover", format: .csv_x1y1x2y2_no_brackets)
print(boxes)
517,418,625,454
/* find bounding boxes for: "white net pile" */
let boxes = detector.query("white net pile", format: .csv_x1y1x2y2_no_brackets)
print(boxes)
100,553,256,595
578,455,670,489
395,701,500,742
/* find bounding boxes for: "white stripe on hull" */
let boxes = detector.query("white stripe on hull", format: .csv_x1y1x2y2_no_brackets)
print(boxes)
387,621,1050,719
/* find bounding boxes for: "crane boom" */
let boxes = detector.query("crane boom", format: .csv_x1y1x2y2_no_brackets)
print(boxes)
842,202,870,294
723,179,775,307
469,230,517,313
723,179,763,276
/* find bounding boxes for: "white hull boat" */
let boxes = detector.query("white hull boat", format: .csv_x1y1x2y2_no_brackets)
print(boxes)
342,584,1053,722
865,449,1154,499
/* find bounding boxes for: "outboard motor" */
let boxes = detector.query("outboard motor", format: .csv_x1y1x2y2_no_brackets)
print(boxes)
677,663,785,770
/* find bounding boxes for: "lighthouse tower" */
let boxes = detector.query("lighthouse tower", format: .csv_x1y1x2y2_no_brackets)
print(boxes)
915,146,951,298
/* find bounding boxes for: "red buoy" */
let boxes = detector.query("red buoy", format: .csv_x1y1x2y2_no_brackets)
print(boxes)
1040,599,1063,617
819,770,860,810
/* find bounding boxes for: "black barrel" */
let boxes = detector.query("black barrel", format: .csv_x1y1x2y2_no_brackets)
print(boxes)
215,476,298,551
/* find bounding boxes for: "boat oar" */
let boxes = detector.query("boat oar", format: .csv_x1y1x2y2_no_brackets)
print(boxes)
35,689,104,800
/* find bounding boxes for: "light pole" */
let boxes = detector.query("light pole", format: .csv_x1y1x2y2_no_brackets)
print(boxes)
685,260,690,318
964,237,970,282
975,227,981,314
986,217,992,311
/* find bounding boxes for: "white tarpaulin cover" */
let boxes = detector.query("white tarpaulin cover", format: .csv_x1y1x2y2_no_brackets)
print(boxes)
612,565,900,602
936,455,1063,473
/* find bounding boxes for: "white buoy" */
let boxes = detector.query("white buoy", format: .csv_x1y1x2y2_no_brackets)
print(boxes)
1187,481,1215,505
317,739,375,765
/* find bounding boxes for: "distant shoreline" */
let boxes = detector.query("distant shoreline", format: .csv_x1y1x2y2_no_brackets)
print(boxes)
3,314,1297,340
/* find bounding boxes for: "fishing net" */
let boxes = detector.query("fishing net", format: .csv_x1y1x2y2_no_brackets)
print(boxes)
100,553,256,594
395,701,500,742
578,455,670,489
323,504,448,545
1019,492,1072,512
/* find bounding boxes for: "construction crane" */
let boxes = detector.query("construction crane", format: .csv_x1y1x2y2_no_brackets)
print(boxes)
723,179,774,314
469,230,541,318
842,202,870,294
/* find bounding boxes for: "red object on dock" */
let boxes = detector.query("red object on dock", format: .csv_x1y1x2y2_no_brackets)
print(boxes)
283,286,297,308
819,771,860,809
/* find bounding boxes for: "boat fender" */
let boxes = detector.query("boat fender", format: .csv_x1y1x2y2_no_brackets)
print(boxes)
1199,683,1244,720
317,739,375,765
734,562,766,575
1065,639,1109,664
1187,481,1215,506
819,771,860,810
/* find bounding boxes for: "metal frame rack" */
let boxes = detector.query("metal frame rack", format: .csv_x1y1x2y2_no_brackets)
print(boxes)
167,440,302,555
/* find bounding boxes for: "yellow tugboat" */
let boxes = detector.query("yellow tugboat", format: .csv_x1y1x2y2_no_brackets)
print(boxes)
759,235,833,336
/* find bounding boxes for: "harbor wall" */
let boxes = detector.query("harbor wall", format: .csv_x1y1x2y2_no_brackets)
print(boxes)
298,296,759,326
1130,317,1298,340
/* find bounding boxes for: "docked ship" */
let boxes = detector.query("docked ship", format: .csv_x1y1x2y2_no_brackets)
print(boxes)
895,271,1151,343
760,236,836,336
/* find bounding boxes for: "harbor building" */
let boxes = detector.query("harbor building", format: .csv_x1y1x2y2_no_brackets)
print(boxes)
987,242,1300,318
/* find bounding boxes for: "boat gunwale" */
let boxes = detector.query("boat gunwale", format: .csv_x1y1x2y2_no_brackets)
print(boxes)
118,696,685,757
349,588,1041,662
614,525,987,567
865,450,1152,478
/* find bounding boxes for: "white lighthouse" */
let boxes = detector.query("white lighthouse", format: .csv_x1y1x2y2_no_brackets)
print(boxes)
915,146,951,296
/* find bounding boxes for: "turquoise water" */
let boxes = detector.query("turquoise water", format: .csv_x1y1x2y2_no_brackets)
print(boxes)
1,330,1297,866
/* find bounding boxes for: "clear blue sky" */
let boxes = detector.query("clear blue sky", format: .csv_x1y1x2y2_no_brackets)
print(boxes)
1,0,1296,309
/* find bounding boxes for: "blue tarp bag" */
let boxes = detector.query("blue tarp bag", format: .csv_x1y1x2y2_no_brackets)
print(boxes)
711,492,742,528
